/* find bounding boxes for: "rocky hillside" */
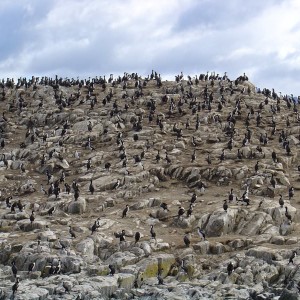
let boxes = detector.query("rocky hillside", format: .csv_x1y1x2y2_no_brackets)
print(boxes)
0,72,300,299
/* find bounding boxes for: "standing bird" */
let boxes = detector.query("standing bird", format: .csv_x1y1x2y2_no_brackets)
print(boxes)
223,200,228,212
112,179,121,190
48,206,55,216
186,203,194,217
122,205,129,218
89,180,95,195
197,227,206,241
12,277,20,295
285,207,292,222
150,225,156,240
270,174,276,188
191,150,196,162
108,264,115,276
69,226,76,238
86,158,91,171
228,189,234,202
288,251,297,264
11,261,18,277
156,150,161,163
289,186,294,200
190,192,197,204
177,206,185,220
91,220,99,234
29,211,35,225
54,259,61,274
28,261,35,274
135,231,141,243
279,195,284,208
227,262,234,275
254,161,259,173
183,233,191,247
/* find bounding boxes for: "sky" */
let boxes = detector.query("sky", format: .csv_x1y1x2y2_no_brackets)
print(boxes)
0,0,299,95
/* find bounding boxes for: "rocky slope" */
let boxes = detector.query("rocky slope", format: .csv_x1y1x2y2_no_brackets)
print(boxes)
0,72,300,299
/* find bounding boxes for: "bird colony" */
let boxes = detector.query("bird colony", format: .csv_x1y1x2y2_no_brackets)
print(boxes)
0,71,300,299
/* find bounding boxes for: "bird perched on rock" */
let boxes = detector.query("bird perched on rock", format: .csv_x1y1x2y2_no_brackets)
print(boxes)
69,226,76,238
29,211,35,225
157,269,164,285
108,264,115,276
28,261,35,274
112,179,120,190
288,251,297,264
89,180,95,195
177,206,185,220
285,207,292,222
279,195,284,208
270,174,276,188
190,192,197,204
135,231,141,243
48,206,55,216
11,261,17,277
183,233,191,247
289,186,294,200
150,225,156,240
160,202,169,211
54,259,61,274
227,262,234,275
197,227,206,241
91,220,100,234
223,200,228,212
122,205,129,218
12,277,20,295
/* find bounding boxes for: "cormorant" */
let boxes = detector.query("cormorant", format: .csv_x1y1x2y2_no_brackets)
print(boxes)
223,200,228,212
285,207,292,222
183,233,191,247
28,261,35,274
227,262,234,275
69,226,76,238
11,261,17,277
122,205,129,218
150,225,156,240
288,251,297,264
135,231,141,243
197,227,206,241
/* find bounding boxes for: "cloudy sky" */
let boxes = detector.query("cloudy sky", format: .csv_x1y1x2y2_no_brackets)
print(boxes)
0,0,299,95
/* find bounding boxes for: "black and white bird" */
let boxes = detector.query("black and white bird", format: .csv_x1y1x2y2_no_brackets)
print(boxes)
54,259,61,274
289,186,294,200
160,202,169,211
69,226,76,238
190,192,197,204
112,179,121,190
30,211,35,225
89,180,95,195
288,251,297,264
108,264,115,276
279,195,284,208
28,261,35,274
270,174,276,188
122,205,129,218
183,233,191,247
135,231,141,243
177,206,185,219
91,220,99,234
223,200,228,212
285,207,292,222
197,227,206,241
12,277,20,295
150,225,156,240
227,262,234,275
11,261,18,277
48,206,55,216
